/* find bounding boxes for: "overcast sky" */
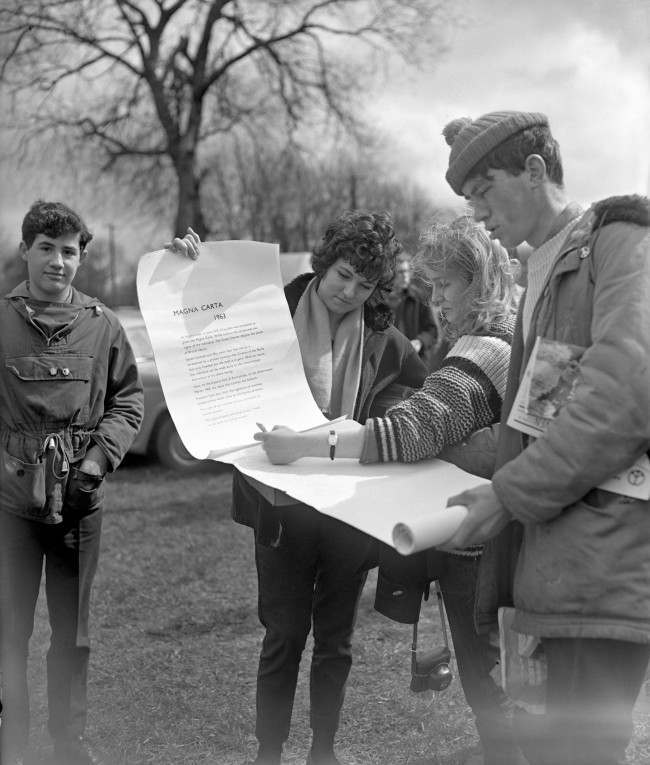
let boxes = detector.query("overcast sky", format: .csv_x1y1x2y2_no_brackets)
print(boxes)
0,0,647,244
367,0,649,207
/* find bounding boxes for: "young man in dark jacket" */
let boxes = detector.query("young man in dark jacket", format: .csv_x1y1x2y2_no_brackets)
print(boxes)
441,111,649,765
0,201,144,765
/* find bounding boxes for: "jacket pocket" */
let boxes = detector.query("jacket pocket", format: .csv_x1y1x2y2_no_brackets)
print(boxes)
0,446,47,516
514,495,640,619
64,466,105,519
5,353,94,424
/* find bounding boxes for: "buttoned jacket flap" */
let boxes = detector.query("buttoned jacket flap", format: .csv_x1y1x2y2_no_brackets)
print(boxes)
6,354,93,382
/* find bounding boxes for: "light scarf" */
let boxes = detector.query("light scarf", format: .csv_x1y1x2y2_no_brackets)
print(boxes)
292,277,364,419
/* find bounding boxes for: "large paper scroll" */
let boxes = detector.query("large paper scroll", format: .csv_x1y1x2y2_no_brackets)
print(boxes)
137,241,483,553
137,242,328,457
223,419,479,553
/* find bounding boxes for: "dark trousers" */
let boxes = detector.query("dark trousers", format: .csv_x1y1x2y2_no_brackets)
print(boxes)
254,505,374,749
437,554,520,765
514,637,650,765
0,508,102,759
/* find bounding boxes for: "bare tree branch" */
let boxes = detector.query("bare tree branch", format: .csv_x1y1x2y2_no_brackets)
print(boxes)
0,0,454,234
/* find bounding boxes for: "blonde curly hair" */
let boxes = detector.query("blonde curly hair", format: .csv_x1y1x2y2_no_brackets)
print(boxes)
413,216,517,338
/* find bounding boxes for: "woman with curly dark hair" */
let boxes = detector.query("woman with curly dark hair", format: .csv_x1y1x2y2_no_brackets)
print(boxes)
222,210,427,765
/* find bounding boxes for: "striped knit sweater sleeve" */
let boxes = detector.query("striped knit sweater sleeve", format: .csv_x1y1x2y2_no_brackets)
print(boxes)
360,322,513,464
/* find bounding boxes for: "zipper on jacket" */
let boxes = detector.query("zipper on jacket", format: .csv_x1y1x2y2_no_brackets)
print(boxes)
22,300,82,347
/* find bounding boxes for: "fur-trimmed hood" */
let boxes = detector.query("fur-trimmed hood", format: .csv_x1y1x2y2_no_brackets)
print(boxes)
559,194,649,256
591,194,649,231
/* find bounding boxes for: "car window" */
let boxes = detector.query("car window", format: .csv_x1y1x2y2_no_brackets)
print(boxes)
124,324,154,360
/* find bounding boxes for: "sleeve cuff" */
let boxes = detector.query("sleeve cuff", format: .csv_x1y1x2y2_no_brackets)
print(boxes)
359,420,380,464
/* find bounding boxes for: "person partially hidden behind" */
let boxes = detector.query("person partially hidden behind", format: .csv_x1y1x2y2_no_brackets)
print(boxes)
384,254,447,371
440,111,650,765
0,201,144,765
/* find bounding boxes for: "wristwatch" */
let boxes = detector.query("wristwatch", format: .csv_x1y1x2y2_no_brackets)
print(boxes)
328,429,338,460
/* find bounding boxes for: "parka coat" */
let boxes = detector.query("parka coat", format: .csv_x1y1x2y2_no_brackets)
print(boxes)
480,195,650,644
0,283,143,523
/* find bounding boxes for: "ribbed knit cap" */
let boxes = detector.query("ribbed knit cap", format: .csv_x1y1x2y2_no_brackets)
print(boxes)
443,110,549,195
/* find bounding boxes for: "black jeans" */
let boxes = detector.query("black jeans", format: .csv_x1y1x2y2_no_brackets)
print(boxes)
0,506,102,759
254,504,375,749
514,637,650,765
437,553,520,765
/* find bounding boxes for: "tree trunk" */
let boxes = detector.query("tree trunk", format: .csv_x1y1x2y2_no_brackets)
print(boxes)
174,155,207,238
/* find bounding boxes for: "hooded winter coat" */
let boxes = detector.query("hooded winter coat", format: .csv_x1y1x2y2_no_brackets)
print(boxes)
0,283,143,524
479,195,650,644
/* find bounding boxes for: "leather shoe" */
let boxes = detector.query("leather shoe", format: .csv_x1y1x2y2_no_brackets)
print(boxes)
54,737,103,765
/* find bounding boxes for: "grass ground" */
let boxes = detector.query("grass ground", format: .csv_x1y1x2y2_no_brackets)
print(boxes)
22,456,650,765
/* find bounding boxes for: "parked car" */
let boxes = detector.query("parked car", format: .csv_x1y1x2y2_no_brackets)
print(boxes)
115,252,313,470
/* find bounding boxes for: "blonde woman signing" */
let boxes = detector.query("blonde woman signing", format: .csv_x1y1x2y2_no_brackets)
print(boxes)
256,217,522,765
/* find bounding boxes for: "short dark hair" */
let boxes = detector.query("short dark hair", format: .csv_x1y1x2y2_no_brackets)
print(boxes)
311,210,401,289
21,200,93,250
310,210,402,330
468,125,564,187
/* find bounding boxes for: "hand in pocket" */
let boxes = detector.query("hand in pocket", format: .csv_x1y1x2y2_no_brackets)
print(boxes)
65,466,105,518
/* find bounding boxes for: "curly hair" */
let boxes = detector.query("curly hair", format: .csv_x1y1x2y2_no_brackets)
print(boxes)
310,210,402,330
467,125,564,187
414,216,517,339
21,200,93,250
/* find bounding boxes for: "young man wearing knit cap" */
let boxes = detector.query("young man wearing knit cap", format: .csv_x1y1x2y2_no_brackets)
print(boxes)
440,111,650,765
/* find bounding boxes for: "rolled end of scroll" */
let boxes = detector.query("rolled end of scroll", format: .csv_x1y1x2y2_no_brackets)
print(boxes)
392,523,416,556
391,505,468,556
